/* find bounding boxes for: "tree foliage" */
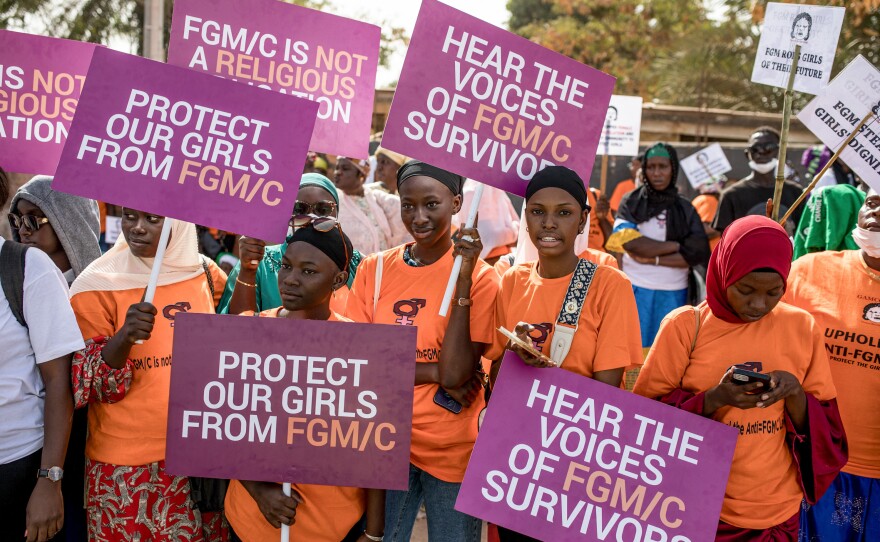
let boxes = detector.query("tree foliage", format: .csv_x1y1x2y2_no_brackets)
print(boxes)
507,0,879,113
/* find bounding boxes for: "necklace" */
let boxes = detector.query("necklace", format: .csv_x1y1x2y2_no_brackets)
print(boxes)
403,245,426,267
859,252,880,283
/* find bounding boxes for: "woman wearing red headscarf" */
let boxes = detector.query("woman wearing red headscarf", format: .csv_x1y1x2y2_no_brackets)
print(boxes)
633,216,847,540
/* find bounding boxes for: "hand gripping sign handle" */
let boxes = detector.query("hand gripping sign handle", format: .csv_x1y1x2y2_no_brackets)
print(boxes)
281,482,292,541
439,182,484,317
135,218,173,345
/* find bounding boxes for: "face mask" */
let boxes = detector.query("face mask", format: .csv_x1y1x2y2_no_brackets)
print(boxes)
853,226,880,258
749,158,778,174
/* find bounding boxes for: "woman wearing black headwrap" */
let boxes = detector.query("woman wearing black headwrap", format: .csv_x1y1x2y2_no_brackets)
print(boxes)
346,160,500,542
486,167,643,541
606,143,710,356
225,224,386,542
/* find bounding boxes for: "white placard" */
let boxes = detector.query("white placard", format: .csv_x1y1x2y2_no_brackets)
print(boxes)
680,143,733,189
797,55,880,192
104,216,122,245
751,3,845,95
596,95,643,157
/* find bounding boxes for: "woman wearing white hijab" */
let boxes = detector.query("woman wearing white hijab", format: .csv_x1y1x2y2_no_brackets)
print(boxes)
69,212,227,541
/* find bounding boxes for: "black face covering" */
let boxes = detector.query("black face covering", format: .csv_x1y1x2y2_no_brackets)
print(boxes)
397,160,464,196
286,224,353,272
525,166,589,210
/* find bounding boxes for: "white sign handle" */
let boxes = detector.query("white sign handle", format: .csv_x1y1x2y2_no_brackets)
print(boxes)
281,482,291,541
438,183,485,317
135,218,173,344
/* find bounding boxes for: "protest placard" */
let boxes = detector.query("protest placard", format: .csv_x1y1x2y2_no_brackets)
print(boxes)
597,95,642,157
53,47,317,244
167,0,379,159
381,0,615,198
456,353,738,541
680,143,733,189
751,3,844,95
166,313,416,489
0,30,95,174
797,55,880,193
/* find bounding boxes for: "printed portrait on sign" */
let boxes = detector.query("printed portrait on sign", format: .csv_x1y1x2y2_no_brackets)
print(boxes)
605,105,618,124
791,13,812,42
863,303,880,324
697,152,710,166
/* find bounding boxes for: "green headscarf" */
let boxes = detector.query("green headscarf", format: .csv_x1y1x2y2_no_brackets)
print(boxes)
299,172,338,204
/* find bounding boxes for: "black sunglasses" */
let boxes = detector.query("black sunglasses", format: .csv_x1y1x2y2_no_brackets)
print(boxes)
292,200,337,218
8,213,49,232
748,142,779,155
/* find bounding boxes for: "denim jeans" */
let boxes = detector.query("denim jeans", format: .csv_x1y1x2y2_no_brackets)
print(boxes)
384,463,482,542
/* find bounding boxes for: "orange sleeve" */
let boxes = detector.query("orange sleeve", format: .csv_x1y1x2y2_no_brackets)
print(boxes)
70,290,119,340
345,253,376,324
468,266,500,345
633,308,695,399
692,195,719,224
486,271,514,361
799,314,837,401
594,270,643,372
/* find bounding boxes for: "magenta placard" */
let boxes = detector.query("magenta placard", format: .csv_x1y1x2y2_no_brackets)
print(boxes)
456,353,737,541
166,313,417,489
381,0,615,197
0,30,96,174
53,47,318,243
167,0,380,159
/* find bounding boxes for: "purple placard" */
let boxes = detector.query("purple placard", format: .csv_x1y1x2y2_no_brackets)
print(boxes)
167,0,379,159
456,353,737,541
0,30,96,174
166,313,416,490
381,0,615,197
53,47,317,243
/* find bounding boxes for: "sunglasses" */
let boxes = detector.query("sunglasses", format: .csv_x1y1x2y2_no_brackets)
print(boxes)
748,142,779,155
289,215,350,273
293,200,337,218
8,213,49,232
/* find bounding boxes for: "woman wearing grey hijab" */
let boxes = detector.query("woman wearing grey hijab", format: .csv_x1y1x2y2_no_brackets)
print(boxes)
10,175,101,285
9,175,100,542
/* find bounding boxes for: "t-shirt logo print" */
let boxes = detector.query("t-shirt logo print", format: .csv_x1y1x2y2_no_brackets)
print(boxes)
733,361,764,373
393,299,426,326
162,301,192,322
862,303,880,325
528,323,553,351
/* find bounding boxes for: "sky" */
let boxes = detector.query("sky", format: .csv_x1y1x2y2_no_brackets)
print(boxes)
327,0,511,86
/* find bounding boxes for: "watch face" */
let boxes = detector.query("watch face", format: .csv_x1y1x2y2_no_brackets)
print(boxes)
48,467,63,481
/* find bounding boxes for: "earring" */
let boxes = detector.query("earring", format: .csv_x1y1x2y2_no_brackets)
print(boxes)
526,227,530,232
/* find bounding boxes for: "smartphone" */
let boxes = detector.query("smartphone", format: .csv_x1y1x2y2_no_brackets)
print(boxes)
731,368,772,386
498,327,556,365
434,388,463,414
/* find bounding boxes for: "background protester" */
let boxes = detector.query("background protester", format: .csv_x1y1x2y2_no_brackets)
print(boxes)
608,156,640,216
488,166,641,541
634,216,846,541
607,142,710,357
10,175,102,542
785,190,880,541
793,184,866,260
370,146,409,194
69,215,227,541
691,178,724,252
218,173,361,316
453,181,519,264
0,166,81,542
586,187,613,252
346,160,499,542
335,156,409,254
712,127,805,234
225,225,385,542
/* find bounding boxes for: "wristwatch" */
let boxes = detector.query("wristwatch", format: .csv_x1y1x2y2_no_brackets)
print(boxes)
37,466,64,482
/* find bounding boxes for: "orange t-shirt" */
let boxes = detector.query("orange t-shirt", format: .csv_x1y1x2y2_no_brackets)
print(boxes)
610,179,636,214
692,194,720,251
70,263,227,466
488,261,642,379
633,303,837,529
225,309,366,542
784,250,880,479
493,249,618,277
97,201,107,234
587,188,606,252
345,244,499,483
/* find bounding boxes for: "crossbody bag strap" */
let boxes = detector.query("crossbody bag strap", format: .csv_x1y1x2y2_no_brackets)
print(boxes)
373,251,384,319
549,259,598,366
0,241,29,328
200,257,215,301
690,305,702,354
